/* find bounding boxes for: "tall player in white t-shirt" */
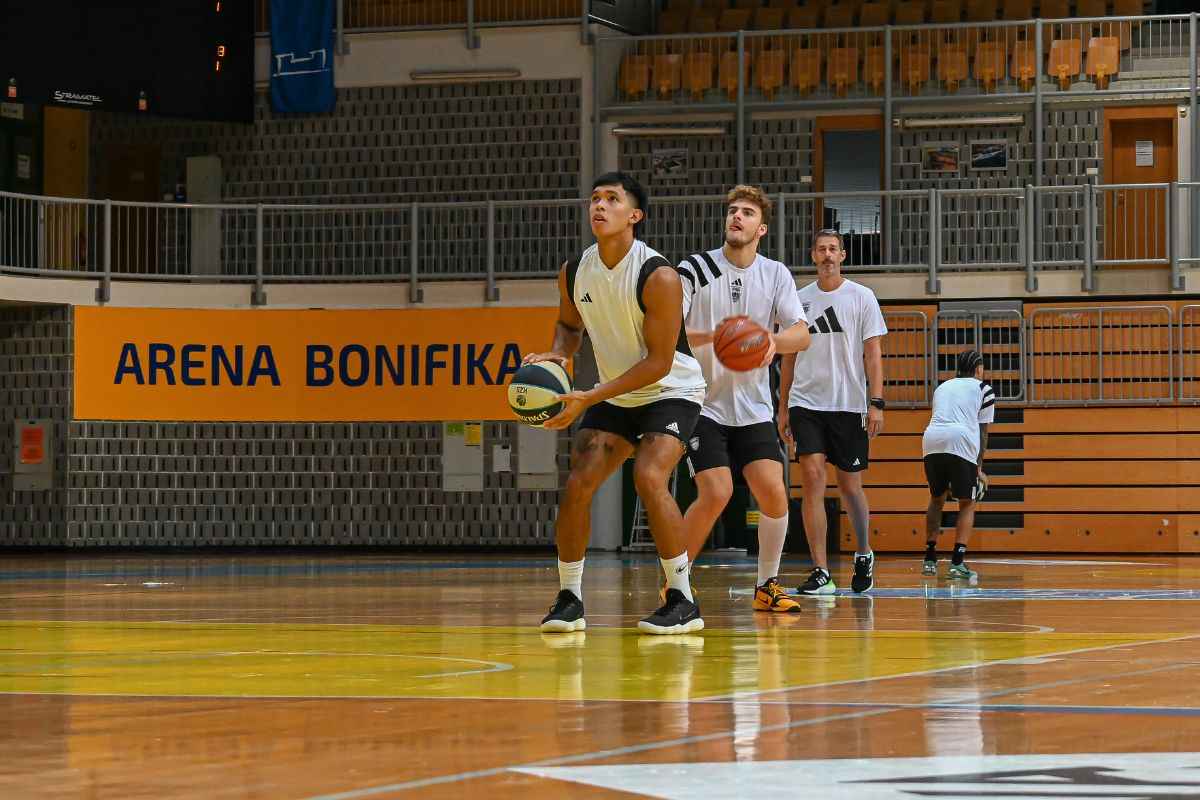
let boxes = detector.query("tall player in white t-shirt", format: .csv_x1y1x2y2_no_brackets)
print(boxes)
921,349,995,580
677,185,812,612
524,172,707,636
778,229,888,596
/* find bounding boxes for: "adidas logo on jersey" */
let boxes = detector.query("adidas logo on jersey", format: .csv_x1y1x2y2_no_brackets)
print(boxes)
579,292,594,303
731,277,743,303
808,307,845,334
665,422,680,433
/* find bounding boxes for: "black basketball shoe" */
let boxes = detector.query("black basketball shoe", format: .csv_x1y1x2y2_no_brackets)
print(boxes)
540,589,585,632
851,552,875,593
637,588,704,635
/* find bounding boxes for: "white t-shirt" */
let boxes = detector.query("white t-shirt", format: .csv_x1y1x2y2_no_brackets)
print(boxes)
570,240,705,408
788,278,888,413
679,249,806,426
922,377,997,463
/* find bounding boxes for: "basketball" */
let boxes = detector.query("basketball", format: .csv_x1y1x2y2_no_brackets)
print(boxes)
713,316,771,371
508,360,573,426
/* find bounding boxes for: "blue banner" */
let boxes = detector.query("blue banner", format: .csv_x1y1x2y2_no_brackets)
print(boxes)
269,0,335,113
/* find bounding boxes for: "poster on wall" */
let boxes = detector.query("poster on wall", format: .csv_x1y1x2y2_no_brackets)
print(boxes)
73,306,561,422
969,140,1009,171
921,145,959,174
651,147,689,180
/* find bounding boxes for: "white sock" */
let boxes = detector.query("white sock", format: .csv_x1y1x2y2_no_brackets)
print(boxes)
756,512,788,586
558,558,584,597
660,552,693,602
856,550,874,559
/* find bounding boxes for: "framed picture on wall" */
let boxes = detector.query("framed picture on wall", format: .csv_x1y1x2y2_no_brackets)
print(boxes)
921,145,959,174
969,140,1008,171
651,147,689,180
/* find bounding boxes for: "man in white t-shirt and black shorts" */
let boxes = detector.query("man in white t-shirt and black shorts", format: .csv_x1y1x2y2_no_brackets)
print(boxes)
677,185,812,612
921,349,995,579
778,229,887,596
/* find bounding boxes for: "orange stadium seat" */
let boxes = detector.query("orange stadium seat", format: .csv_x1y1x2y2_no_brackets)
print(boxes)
683,50,716,98
824,5,856,27
787,6,820,27
930,0,961,23
789,47,823,96
753,7,787,28
619,54,650,100
1075,0,1105,18
700,0,730,10
1038,0,1069,20
827,46,859,96
653,54,683,99
860,2,891,26
689,10,719,31
900,45,931,93
895,2,926,24
1001,0,1031,19
719,49,752,96
755,49,788,97
1086,35,1120,88
973,40,1007,91
936,43,969,92
658,10,690,34
666,0,695,10
735,0,766,8
863,45,887,93
1011,39,1038,90
719,8,753,29
1048,38,1081,89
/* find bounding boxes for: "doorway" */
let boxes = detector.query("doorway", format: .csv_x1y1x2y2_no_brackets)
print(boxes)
99,147,163,274
814,114,883,267
1103,107,1176,267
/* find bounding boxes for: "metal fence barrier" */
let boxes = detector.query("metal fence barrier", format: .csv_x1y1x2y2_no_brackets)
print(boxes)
934,309,1026,402
2,184,1197,302
881,310,930,408
1180,304,1200,403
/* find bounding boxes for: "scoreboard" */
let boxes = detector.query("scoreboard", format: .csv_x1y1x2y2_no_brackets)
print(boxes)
0,1,254,124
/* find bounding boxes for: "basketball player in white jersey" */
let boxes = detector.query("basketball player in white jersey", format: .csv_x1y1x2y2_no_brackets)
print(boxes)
524,172,707,635
778,229,887,596
922,349,995,579
677,185,812,612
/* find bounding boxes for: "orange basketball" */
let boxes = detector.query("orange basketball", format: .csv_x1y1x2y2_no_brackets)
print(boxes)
713,316,771,371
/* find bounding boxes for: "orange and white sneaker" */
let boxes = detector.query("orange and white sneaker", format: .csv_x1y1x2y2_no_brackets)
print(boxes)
753,577,802,613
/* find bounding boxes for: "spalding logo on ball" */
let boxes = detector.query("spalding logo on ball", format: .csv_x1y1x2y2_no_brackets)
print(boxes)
508,360,573,426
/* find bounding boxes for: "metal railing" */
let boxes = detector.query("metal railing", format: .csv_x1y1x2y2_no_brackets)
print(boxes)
599,14,1199,110
2,183,1197,302
1181,305,1200,402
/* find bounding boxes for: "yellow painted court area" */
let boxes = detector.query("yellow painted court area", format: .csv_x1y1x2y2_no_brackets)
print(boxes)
0,620,1175,701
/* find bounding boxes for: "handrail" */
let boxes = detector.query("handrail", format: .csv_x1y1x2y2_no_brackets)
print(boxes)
1,183,1195,301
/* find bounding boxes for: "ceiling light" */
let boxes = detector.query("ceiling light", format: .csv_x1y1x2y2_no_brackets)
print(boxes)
410,68,521,82
901,115,1025,129
611,125,726,136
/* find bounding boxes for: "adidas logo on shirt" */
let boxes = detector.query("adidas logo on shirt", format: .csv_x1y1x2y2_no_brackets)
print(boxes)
579,292,594,303
731,277,743,303
808,307,845,334
665,421,680,433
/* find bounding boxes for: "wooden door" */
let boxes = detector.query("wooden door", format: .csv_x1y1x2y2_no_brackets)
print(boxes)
99,147,162,274
1104,107,1176,266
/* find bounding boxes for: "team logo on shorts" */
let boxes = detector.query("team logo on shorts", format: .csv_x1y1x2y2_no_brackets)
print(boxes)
689,437,700,451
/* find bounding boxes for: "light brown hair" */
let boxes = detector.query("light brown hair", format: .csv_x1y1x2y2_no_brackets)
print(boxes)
726,184,773,227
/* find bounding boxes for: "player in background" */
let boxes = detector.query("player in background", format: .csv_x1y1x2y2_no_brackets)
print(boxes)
778,229,887,596
524,172,707,635
921,349,995,579
677,185,811,612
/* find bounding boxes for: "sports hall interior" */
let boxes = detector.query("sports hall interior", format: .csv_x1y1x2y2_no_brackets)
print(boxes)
1,1,1199,798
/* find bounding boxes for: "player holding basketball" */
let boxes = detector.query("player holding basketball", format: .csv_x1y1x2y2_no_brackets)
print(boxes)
524,172,707,635
921,349,995,579
778,229,887,595
677,185,811,612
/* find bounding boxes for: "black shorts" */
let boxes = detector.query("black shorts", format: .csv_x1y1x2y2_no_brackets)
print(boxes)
578,398,701,447
686,417,785,477
924,452,979,500
788,406,869,472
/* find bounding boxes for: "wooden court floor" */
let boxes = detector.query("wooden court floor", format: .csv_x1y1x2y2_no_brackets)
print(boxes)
2,552,1199,799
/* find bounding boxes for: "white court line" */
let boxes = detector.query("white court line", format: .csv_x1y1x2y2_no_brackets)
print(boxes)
297,632,1200,800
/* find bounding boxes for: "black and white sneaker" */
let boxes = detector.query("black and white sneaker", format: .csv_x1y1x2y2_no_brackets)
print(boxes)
540,589,585,632
637,588,704,635
851,552,875,593
799,568,836,595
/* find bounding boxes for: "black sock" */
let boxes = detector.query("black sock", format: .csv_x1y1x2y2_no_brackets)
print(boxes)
952,543,967,565
924,542,937,561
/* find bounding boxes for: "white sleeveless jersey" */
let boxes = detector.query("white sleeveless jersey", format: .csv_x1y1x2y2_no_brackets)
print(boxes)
679,249,805,426
788,278,888,413
569,240,705,408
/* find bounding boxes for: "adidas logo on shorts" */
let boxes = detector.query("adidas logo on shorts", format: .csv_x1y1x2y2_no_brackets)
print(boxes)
852,458,861,466
665,422,680,433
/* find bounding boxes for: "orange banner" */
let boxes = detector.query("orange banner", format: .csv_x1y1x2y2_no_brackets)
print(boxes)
73,307,560,421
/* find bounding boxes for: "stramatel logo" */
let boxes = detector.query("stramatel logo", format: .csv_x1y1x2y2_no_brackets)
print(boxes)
53,90,102,106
